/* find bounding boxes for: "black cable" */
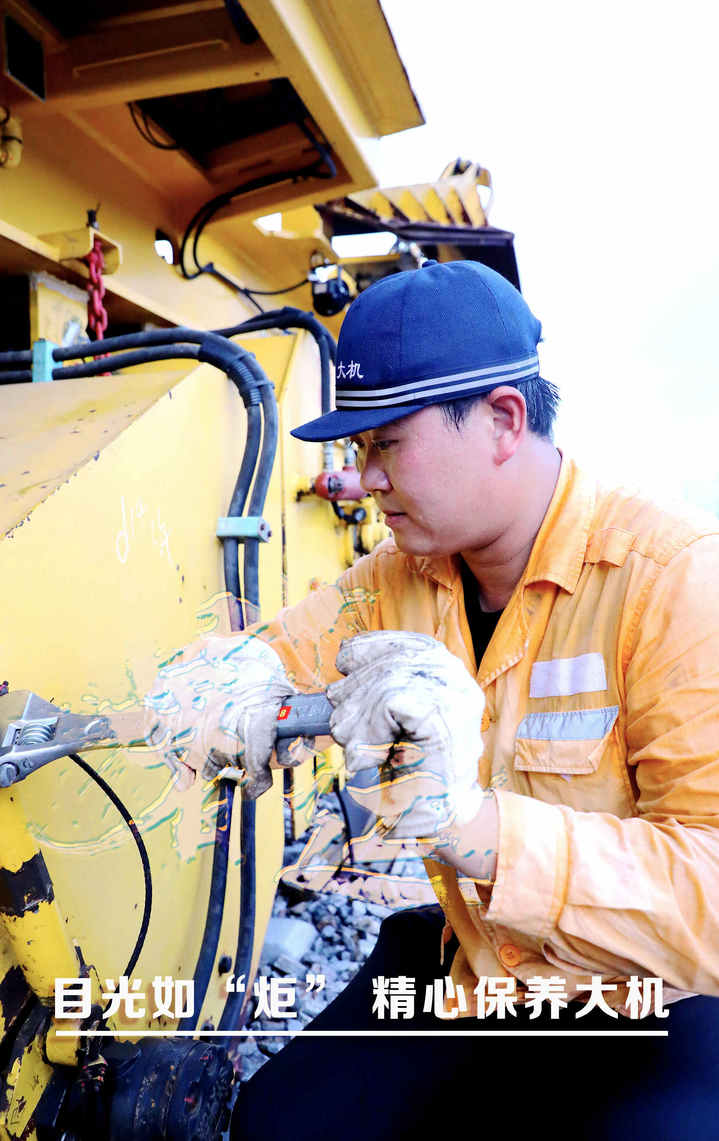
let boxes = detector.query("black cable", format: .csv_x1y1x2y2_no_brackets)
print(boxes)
235,286,265,315
241,278,310,296
179,122,336,281
204,263,265,315
128,102,180,151
69,753,152,993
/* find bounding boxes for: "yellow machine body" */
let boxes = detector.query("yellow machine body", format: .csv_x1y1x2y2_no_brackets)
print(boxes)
0,0,418,1118
0,3,503,1135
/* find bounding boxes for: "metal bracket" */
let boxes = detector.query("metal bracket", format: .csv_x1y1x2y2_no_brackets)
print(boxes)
217,516,272,542
32,338,57,383
38,226,122,275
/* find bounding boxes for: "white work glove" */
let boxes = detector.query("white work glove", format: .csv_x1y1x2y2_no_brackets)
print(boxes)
144,635,309,798
327,632,486,839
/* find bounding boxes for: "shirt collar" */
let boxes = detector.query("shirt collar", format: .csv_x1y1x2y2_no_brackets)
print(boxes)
522,453,596,594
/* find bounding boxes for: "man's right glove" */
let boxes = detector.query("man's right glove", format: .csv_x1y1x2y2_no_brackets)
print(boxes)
143,634,306,798
327,631,486,839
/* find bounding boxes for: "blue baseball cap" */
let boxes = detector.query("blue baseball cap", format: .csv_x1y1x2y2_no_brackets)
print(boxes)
290,259,542,442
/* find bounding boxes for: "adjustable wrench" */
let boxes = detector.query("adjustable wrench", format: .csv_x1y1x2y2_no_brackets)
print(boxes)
0,689,334,788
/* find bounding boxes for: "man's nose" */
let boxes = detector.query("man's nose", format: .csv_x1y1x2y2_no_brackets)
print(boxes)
359,452,391,495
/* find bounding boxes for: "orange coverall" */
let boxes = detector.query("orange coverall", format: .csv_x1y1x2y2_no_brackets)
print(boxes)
251,455,719,1013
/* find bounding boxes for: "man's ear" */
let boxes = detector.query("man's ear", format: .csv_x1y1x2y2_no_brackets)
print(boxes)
485,386,526,463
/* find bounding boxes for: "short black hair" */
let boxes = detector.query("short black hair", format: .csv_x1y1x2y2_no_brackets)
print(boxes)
439,377,560,439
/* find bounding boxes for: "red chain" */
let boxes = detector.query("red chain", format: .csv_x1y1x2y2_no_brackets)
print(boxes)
86,235,108,341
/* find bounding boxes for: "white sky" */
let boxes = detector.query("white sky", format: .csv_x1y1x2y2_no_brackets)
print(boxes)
374,0,719,512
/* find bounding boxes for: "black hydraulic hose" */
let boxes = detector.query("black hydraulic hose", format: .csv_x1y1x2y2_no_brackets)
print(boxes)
176,780,235,1032
0,350,32,380
54,327,258,367
3,345,199,383
242,384,279,628
0,349,31,363
219,387,279,1034
223,400,262,631
0,368,32,382
215,308,336,415
53,346,200,379
53,330,267,415
215,307,337,361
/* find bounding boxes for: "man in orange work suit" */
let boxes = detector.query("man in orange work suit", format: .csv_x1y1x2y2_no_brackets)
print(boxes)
151,261,719,1139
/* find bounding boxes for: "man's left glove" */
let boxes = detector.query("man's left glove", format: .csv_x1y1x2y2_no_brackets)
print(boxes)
143,635,308,797
327,631,486,839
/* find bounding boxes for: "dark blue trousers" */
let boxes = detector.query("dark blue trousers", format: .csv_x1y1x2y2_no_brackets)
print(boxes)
231,905,719,1140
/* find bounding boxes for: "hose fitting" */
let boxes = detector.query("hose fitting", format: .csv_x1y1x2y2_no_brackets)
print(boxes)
0,109,23,170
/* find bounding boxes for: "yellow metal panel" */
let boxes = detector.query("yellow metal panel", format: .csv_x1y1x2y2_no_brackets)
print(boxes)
16,37,280,114
0,318,360,1053
37,226,122,276
394,187,429,220
348,164,490,231
437,186,468,226
239,0,379,189
419,186,451,225
28,273,88,346
0,369,193,535
0,361,271,1041
312,0,424,136
0,115,263,330
366,191,397,219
